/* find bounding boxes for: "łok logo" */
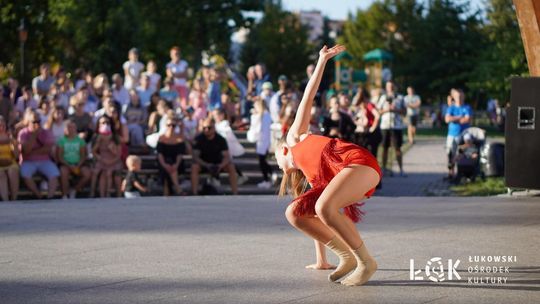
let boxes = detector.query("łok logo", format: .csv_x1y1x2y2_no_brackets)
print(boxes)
410,257,461,282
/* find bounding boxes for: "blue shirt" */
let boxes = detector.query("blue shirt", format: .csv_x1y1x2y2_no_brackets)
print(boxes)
446,104,472,136
207,81,222,111
159,88,178,103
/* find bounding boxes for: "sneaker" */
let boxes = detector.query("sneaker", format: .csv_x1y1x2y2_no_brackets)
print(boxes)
211,177,221,188
40,181,48,191
257,180,272,189
237,175,249,185
271,173,279,185
69,190,77,199
399,171,408,178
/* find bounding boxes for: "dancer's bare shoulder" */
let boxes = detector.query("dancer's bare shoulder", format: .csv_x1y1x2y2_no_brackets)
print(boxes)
286,132,309,148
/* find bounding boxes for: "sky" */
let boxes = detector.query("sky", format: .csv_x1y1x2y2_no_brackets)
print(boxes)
281,0,486,20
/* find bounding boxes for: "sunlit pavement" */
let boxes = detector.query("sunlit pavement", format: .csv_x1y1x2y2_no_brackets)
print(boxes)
0,195,538,304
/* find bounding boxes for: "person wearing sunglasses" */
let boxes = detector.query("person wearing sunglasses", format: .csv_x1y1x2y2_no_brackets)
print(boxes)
157,117,191,196
17,110,60,199
190,118,237,195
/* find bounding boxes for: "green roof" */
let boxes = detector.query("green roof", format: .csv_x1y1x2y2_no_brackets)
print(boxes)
333,51,353,61
363,48,393,62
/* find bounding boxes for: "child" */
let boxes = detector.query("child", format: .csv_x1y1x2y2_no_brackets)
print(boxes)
453,133,479,183
57,120,91,199
122,155,148,198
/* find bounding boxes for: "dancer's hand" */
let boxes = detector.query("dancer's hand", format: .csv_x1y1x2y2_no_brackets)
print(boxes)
319,45,346,61
305,262,337,270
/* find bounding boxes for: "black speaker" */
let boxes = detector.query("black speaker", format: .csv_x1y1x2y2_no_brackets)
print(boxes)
505,77,540,189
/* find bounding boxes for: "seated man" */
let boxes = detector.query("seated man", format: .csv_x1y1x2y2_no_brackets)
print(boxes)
18,110,60,199
191,118,238,195
57,120,91,198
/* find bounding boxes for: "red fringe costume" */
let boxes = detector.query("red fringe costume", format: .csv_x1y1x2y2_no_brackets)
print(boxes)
290,134,382,223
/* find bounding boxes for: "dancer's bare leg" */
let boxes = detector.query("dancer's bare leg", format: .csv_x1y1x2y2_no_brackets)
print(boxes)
285,203,334,243
285,203,354,281
315,164,380,286
305,240,336,270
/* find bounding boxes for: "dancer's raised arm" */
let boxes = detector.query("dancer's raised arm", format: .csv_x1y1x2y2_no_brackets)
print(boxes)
286,45,346,146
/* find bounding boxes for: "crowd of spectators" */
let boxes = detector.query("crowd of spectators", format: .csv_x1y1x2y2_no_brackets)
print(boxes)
0,45,432,200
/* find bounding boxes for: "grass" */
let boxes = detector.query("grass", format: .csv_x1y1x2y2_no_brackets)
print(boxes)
416,125,505,139
450,177,507,196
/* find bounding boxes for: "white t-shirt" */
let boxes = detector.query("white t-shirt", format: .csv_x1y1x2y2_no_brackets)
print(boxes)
404,94,421,116
123,61,145,89
143,71,161,93
166,60,188,86
50,121,68,142
269,91,282,123
377,94,405,130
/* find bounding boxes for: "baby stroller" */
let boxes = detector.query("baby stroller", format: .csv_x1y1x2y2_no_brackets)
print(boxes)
453,127,486,184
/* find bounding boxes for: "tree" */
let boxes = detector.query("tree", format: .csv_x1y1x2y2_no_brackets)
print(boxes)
412,0,484,104
468,0,527,103
241,2,311,83
339,0,484,104
0,0,264,80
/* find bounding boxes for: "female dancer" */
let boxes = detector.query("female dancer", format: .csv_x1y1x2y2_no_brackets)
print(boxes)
276,45,381,286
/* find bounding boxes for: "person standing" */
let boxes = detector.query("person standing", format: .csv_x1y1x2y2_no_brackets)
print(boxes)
32,63,55,100
444,88,472,180
377,81,406,177
142,60,161,93
123,48,145,90
166,46,189,103
404,86,421,145
247,98,275,189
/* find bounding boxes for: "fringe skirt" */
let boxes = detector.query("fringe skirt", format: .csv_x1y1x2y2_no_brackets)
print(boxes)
291,137,382,223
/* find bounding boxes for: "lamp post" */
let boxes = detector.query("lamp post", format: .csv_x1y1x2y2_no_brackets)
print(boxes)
18,18,27,78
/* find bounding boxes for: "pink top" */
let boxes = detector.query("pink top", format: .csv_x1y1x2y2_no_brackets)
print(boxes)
18,127,54,162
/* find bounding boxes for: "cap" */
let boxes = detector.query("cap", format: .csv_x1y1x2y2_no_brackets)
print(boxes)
278,75,288,81
262,82,273,90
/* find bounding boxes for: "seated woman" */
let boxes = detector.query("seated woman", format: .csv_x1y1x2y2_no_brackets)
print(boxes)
57,120,91,199
0,116,19,201
90,115,122,197
157,116,191,196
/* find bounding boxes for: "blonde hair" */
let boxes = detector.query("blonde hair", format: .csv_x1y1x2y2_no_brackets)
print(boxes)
126,155,141,167
277,139,308,198
253,97,268,115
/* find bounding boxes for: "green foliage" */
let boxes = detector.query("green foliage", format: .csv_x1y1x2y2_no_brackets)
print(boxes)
0,0,264,81
241,2,311,83
451,177,506,196
468,0,528,103
339,0,524,107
